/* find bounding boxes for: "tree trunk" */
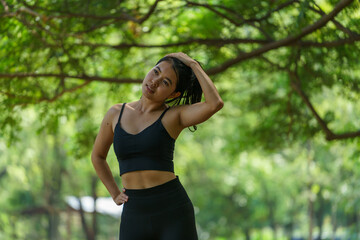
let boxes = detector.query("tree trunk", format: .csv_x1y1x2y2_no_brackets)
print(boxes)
46,134,66,240
78,197,95,240
259,177,277,240
316,213,324,240
331,203,337,240
270,214,277,240
48,212,60,240
244,228,251,240
66,206,72,239
357,206,360,240
308,196,314,240
306,141,314,240
285,197,296,240
40,133,60,240
285,221,294,240
10,216,18,239
315,189,325,240
91,176,98,240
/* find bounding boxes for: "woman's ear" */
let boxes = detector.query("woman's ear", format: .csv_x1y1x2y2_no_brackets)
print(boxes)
167,91,181,100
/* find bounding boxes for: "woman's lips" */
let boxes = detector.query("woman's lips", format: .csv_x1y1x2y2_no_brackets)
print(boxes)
146,84,155,93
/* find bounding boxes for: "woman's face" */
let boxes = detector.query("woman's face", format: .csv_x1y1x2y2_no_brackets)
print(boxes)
142,61,180,102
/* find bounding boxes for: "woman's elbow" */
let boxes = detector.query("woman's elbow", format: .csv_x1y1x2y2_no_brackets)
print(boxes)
91,151,105,165
212,98,224,112
217,99,224,110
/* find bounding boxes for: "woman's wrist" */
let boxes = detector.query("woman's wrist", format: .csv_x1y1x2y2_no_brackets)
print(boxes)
111,189,121,199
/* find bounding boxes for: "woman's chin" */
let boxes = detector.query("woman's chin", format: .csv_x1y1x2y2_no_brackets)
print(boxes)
142,90,154,100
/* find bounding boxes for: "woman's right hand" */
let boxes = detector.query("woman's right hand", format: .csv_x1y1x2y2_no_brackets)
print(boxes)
166,52,197,67
113,188,129,205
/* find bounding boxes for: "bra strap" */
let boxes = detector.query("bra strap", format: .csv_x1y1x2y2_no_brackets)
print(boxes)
117,103,126,124
159,107,170,120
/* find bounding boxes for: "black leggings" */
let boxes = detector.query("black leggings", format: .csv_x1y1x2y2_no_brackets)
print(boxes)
119,176,198,240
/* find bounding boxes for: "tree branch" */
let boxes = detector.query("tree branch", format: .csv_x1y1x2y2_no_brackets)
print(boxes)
72,19,121,35
289,72,360,141
262,57,360,141
138,0,163,24
14,0,162,24
77,35,360,50
81,38,271,49
11,15,59,47
309,3,358,37
185,0,273,39
246,0,299,23
206,0,355,75
1,81,92,107
185,0,240,26
0,73,142,84
41,81,91,103
300,36,360,47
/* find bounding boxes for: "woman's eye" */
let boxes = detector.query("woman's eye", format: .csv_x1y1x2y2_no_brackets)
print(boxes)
154,69,158,75
163,80,169,86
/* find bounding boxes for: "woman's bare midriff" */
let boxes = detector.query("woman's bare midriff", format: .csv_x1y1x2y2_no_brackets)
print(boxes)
121,170,176,189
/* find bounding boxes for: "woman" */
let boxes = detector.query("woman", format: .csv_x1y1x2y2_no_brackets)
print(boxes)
91,52,223,240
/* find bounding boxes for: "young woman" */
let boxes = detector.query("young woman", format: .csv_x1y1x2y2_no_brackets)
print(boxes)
91,52,223,240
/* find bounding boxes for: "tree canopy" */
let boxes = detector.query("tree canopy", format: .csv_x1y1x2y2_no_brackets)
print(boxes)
1,0,360,239
1,0,359,145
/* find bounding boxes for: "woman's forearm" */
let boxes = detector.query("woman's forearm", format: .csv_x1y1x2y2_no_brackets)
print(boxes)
91,157,121,199
190,62,224,110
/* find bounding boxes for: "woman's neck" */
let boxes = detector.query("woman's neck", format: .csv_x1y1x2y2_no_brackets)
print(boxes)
135,97,166,113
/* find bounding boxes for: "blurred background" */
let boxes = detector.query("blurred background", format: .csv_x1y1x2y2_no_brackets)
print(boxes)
0,0,359,239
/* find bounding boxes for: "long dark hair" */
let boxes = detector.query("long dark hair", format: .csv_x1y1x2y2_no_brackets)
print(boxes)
156,56,203,131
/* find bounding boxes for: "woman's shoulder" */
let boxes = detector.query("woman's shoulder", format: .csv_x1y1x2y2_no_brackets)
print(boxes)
108,103,123,113
103,103,126,121
110,103,124,111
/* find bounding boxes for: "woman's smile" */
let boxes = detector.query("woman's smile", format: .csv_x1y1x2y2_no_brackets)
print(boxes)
146,84,155,94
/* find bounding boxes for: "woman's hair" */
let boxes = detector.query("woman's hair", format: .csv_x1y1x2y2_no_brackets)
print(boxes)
156,56,203,131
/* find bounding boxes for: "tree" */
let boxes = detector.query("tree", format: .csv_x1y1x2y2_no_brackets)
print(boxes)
1,0,359,146
1,1,360,239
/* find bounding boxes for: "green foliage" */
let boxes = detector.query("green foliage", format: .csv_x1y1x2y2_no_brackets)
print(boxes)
1,0,360,239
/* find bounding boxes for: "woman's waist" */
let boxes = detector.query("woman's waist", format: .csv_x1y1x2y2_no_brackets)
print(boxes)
121,175,192,216
121,170,176,190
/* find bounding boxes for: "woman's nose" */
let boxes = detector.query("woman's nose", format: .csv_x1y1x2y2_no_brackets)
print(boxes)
150,78,160,87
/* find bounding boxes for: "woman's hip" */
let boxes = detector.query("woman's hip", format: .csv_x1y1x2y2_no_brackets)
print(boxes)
122,176,193,216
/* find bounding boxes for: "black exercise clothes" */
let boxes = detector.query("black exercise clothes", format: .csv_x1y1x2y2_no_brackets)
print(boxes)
119,176,198,240
113,103,175,176
113,104,198,239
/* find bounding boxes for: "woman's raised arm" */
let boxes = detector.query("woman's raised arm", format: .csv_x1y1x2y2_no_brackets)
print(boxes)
167,52,224,128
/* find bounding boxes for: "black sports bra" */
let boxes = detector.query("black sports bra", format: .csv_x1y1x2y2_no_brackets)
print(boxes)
113,103,175,176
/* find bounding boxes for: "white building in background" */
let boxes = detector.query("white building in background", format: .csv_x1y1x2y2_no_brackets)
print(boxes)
65,196,123,218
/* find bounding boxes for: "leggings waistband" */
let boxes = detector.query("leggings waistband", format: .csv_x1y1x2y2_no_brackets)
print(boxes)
124,176,181,197
122,176,191,216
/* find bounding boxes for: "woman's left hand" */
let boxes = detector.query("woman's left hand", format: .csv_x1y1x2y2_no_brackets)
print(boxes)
166,52,198,67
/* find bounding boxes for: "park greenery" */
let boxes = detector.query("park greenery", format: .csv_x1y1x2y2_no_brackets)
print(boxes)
0,0,359,239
